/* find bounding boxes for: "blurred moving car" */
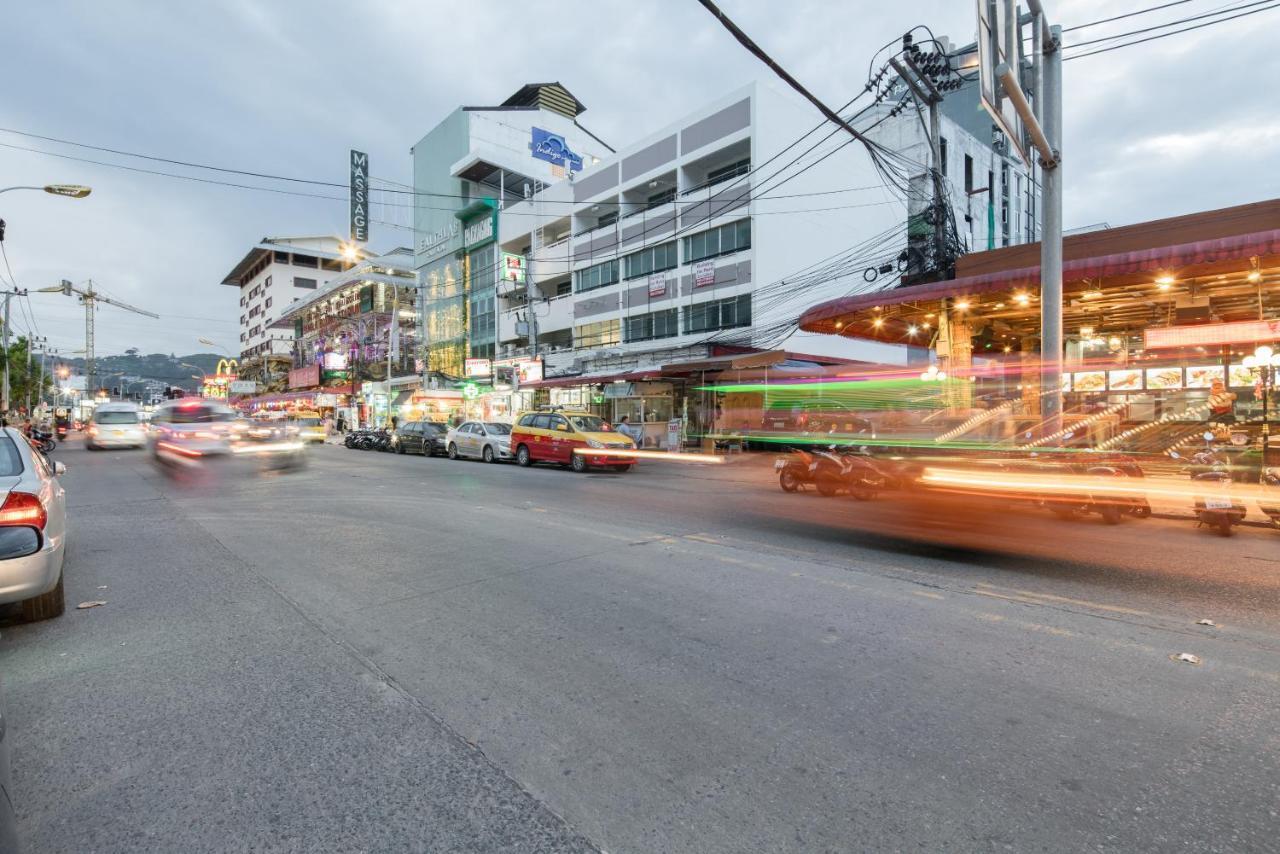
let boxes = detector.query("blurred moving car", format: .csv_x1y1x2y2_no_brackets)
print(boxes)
86,402,146,450
510,409,636,472
446,421,512,463
289,410,327,443
0,427,68,622
390,421,448,456
149,399,239,458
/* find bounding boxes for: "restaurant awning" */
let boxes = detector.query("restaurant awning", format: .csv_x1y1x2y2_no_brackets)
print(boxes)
522,369,662,389
799,198,1280,339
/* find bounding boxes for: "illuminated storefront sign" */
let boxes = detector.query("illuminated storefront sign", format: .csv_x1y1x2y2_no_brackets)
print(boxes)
417,221,460,260
530,128,583,172
1145,319,1280,349
350,150,369,243
463,212,496,251
465,358,492,378
501,253,526,283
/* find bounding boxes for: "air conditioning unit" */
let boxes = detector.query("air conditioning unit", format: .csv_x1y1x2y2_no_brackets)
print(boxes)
1174,295,1212,324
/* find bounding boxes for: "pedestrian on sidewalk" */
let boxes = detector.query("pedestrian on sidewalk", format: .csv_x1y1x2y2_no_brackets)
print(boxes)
618,415,643,448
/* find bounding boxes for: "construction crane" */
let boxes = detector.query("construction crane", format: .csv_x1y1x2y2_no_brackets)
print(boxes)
37,279,159,395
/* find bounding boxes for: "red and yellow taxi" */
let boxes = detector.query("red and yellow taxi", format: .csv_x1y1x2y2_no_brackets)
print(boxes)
510,409,636,472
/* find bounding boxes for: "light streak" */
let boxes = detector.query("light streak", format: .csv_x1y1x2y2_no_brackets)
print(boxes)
571,448,725,464
230,441,306,455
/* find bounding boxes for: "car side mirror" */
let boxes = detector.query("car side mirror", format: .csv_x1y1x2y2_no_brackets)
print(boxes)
53,461,67,476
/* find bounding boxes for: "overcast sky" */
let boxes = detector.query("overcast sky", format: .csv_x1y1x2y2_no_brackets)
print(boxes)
2,0,1276,358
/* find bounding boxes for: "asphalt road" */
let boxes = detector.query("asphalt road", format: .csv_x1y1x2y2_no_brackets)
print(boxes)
3,441,1279,853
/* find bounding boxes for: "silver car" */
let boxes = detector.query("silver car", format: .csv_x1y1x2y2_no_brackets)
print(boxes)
0,428,68,621
446,421,513,463
149,399,240,458
86,401,146,450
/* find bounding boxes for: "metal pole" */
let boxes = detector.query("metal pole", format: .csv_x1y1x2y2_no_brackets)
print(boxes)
929,98,944,269
84,280,96,397
1,292,11,417
526,183,541,358
1031,9,1043,241
1039,25,1063,426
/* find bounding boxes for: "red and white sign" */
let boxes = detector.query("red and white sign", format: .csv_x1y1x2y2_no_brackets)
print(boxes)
289,364,321,389
694,260,716,288
647,273,668,297
1145,319,1280,350
465,358,492,378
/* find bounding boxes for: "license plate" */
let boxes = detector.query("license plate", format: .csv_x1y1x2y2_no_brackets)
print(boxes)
774,460,786,470
1205,497,1233,510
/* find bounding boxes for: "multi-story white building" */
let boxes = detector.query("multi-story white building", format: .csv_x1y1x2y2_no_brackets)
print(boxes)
220,236,362,361
411,82,614,378
493,77,1037,380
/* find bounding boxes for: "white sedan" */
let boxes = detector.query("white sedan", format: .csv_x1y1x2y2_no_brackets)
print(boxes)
0,428,68,621
445,421,513,463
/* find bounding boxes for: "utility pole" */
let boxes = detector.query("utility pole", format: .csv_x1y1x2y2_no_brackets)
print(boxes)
0,289,26,418
25,335,46,415
523,182,541,359
892,50,947,275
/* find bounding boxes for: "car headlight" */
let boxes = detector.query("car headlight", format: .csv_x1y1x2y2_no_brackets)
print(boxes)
587,438,603,449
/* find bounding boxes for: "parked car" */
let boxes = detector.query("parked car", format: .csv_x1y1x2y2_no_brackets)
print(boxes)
446,421,513,463
149,399,239,458
86,402,146,450
509,409,636,472
0,427,68,622
390,421,448,456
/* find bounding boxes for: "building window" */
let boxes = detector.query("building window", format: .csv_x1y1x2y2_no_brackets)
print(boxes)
292,254,318,268
574,318,621,348
265,297,273,309
273,251,289,263
939,138,948,176
684,294,751,334
240,315,246,326
647,188,675,208
556,280,572,297
265,276,272,289
574,259,619,293
321,258,344,272
964,154,974,193
596,210,618,228
683,219,750,264
294,277,317,290
624,308,679,343
705,158,750,188
623,241,678,280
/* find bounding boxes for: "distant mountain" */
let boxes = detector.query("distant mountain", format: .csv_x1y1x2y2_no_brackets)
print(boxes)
57,351,227,391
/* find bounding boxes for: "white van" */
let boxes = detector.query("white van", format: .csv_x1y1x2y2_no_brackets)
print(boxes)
87,402,146,450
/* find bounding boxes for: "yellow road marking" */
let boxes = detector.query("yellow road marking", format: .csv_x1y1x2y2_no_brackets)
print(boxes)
912,590,945,600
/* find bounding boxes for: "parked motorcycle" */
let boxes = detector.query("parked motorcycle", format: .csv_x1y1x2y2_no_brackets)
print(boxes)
1258,465,1280,530
30,429,56,455
1042,455,1151,524
1176,438,1246,536
804,445,886,499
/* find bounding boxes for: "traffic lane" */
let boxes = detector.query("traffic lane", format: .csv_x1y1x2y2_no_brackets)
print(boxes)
160,448,1280,852
314,445,1280,631
0,445,598,854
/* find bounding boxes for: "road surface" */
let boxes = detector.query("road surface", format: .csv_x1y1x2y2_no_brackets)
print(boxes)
2,442,1278,852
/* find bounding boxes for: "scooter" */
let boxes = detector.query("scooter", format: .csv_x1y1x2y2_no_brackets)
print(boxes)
1179,438,1247,536
30,429,56,455
776,448,816,493
55,423,69,442
1258,465,1280,530
811,446,886,499
1043,456,1151,524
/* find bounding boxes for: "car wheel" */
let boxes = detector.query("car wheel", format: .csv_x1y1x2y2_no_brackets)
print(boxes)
516,445,531,467
448,443,458,460
1099,503,1122,525
571,454,589,473
816,474,841,497
20,570,65,622
483,445,495,463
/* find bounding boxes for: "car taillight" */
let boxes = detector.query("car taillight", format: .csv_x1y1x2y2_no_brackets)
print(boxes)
0,491,46,530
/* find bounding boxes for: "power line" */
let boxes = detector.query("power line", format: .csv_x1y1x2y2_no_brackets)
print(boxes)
1065,1,1279,58
1066,0,1273,48
1064,0,1195,31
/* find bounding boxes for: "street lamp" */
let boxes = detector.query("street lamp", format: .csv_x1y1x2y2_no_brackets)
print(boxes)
0,184,92,198
1242,344,1280,447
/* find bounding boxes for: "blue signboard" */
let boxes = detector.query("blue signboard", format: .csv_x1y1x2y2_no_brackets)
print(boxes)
530,127,584,172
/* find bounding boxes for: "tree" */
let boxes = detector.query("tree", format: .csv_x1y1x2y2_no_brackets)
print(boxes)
0,337,54,414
